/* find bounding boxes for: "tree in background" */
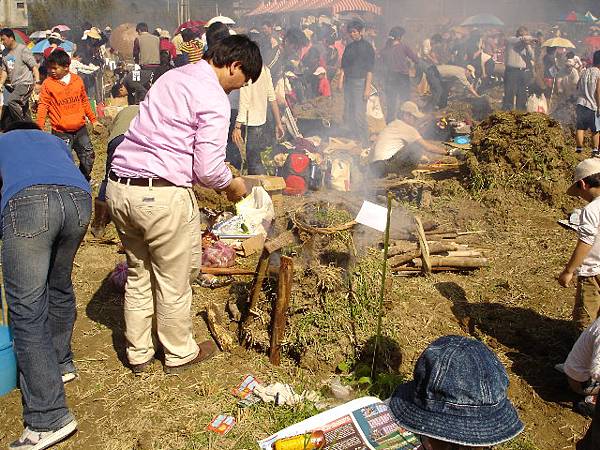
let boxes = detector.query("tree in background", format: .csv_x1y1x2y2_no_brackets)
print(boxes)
29,0,115,31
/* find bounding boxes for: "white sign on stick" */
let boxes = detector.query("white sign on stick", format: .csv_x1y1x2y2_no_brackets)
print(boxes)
355,201,388,232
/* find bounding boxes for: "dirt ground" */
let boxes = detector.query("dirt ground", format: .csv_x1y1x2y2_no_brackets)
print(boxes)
0,122,594,450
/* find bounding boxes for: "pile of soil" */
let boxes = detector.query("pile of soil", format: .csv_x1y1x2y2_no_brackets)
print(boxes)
463,111,577,207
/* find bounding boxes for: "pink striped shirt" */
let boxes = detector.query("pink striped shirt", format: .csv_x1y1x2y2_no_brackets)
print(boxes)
111,60,232,189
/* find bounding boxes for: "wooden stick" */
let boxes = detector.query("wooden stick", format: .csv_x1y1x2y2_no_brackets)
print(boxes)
414,216,431,275
371,192,393,379
205,303,235,352
412,256,489,269
270,256,293,366
242,249,271,326
201,267,256,275
392,266,467,273
388,242,460,266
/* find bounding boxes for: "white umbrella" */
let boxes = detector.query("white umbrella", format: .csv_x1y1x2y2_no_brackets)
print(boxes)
206,16,236,28
30,30,49,39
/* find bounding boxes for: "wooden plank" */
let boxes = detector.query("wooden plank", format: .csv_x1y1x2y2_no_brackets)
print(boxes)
270,256,293,366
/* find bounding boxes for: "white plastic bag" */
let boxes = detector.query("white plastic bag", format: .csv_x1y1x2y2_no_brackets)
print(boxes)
236,187,275,237
526,94,548,114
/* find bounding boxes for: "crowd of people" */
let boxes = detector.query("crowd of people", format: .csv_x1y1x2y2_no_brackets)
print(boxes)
2,10,600,450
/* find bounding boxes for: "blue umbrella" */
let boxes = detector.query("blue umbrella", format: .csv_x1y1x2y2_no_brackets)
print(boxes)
32,39,75,54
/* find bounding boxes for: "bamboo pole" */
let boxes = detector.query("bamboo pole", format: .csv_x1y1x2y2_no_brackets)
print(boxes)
371,192,393,379
270,256,293,366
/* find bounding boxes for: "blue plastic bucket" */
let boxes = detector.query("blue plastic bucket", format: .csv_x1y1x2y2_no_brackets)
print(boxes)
0,324,17,397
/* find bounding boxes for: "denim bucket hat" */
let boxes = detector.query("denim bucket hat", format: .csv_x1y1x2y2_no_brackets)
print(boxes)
389,335,524,447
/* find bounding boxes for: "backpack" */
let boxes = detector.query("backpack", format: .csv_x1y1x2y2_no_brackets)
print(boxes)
281,152,311,196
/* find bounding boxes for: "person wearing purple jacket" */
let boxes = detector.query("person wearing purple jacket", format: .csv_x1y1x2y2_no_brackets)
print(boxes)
106,35,262,375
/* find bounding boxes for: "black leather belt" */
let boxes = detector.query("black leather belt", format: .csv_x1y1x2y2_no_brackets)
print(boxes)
109,171,174,187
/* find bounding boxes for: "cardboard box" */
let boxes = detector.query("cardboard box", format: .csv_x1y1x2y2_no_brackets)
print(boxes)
241,176,286,210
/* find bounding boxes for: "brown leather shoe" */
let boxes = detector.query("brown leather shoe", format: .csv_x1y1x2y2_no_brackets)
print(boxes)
90,198,111,238
164,340,218,374
130,358,155,375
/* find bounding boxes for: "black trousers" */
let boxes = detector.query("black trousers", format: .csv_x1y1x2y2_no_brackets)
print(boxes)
385,73,410,123
502,67,530,111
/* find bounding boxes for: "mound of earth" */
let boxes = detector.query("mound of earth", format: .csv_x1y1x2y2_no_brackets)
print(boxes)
463,111,577,207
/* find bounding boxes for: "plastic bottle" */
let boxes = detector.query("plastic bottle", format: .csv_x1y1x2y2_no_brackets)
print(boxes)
273,431,326,450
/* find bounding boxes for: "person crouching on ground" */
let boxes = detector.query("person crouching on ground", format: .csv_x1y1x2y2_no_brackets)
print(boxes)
559,159,600,333
1,121,92,449
389,335,524,449
36,49,103,181
368,101,447,178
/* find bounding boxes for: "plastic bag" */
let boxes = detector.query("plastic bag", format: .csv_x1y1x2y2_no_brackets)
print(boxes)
526,94,548,114
328,158,351,192
109,262,128,292
236,187,275,237
202,241,236,268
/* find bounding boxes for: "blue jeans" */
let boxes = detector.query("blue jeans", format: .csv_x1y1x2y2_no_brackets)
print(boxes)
53,127,96,181
343,77,368,145
98,135,124,201
245,124,267,175
2,185,91,431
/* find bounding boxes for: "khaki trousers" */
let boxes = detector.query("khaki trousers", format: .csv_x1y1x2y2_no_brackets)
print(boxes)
574,276,600,333
106,179,201,366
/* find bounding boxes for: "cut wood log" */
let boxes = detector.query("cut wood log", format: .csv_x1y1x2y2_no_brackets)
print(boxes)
388,242,460,267
411,256,489,269
201,267,256,275
242,249,270,327
444,250,484,258
270,256,293,366
414,217,431,275
205,302,235,352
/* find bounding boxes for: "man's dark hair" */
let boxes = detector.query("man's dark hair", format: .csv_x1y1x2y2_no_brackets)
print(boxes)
0,28,15,39
284,28,308,50
181,28,196,43
203,35,263,83
583,172,600,188
136,22,149,33
46,49,71,67
4,121,41,132
111,82,125,98
347,20,364,32
566,51,575,59
431,34,443,44
262,20,273,29
389,26,405,40
206,22,230,49
594,50,600,67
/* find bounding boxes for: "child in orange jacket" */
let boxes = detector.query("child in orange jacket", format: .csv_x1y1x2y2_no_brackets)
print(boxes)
36,49,103,180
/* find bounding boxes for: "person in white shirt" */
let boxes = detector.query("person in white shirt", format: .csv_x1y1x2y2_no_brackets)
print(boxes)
562,319,600,397
232,65,284,174
560,159,600,332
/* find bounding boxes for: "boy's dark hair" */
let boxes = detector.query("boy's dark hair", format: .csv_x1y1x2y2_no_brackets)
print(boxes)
203,34,263,83
181,28,196,43
594,50,600,67
0,28,15,39
347,20,364,32
111,82,125,98
206,22,230,49
4,121,41,132
566,51,575,59
136,22,149,33
46,49,71,68
262,20,273,29
389,26,405,39
583,172,600,188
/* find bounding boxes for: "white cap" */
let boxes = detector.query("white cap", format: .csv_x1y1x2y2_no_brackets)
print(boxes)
48,31,62,40
206,16,236,28
313,66,326,76
568,158,600,196
400,101,425,118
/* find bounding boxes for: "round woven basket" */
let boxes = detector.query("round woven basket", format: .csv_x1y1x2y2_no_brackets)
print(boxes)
291,203,357,236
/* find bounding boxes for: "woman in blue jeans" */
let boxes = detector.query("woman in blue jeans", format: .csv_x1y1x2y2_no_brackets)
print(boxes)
0,121,91,450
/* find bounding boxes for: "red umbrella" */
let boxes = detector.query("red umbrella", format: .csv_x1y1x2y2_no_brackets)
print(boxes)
12,29,31,45
175,20,207,35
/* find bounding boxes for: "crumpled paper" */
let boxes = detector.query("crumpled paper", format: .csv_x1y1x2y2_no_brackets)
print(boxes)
253,382,320,406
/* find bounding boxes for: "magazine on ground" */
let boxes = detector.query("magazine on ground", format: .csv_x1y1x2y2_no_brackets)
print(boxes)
258,396,423,450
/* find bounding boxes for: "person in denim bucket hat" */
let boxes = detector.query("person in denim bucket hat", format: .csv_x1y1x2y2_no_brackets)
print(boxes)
389,335,524,448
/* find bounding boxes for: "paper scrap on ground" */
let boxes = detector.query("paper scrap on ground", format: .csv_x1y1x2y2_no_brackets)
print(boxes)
207,414,235,435
355,201,388,232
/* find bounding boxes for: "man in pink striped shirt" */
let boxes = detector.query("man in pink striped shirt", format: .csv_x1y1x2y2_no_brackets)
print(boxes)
106,35,262,375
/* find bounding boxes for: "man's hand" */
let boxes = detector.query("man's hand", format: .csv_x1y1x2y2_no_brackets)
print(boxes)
223,177,247,202
92,122,105,134
363,88,370,101
275,123,284,141
34,82,42,94
232,127,244,149
558,269,574,288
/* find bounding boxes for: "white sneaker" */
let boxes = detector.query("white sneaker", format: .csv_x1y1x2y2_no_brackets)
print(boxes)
9,420,77,450
61,372,77,384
